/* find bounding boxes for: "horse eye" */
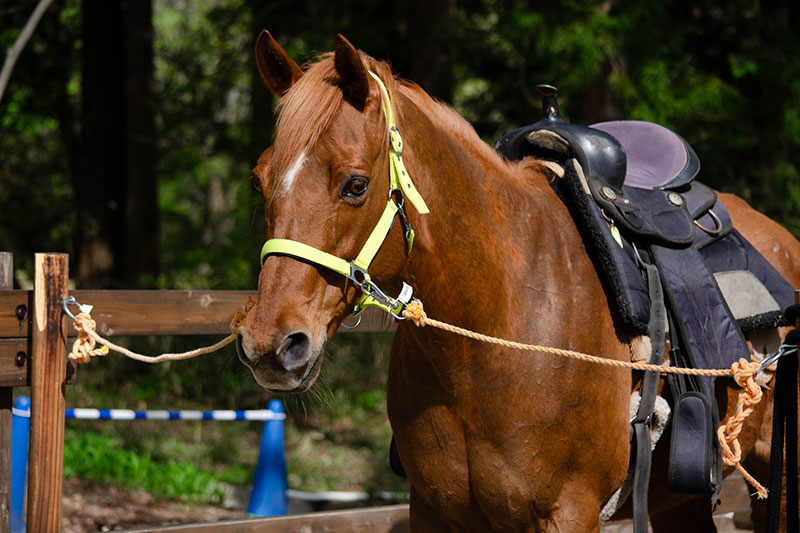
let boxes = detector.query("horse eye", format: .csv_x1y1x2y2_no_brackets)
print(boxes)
341,176,369,199
249,175,262,194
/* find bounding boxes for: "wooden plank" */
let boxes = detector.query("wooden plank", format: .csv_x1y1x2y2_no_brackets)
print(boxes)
69,290,253,336
119,504,410,533
1,290,397,338
0,290,28,339
0,339,28,387
0,252,12,533
27,253,68,533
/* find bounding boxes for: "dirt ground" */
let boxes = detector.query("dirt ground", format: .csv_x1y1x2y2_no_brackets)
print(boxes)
59,478,754,532
61,479,244,532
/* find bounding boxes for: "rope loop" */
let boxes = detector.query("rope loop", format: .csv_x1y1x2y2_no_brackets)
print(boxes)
230,296,255,333
68,313,109,363
402,299,427,327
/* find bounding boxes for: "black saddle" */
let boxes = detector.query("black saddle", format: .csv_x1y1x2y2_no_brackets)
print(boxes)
495,86,711,246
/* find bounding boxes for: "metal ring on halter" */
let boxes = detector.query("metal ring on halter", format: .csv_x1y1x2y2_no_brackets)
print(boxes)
693,209,722,236
340,313,363,329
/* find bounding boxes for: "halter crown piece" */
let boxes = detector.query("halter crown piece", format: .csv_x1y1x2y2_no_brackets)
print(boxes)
260,71,428,318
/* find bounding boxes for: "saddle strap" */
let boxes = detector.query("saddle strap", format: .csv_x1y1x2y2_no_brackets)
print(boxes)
631,263,666,533
765,329,799,533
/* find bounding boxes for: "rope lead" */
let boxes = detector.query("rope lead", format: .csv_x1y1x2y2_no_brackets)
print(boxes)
67,296,254,364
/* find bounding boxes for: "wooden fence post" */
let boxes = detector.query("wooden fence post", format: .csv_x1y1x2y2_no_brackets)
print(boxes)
27,253,68,533
0,252,13,533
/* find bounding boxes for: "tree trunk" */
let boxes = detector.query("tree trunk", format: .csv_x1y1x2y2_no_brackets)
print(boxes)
123,0,159,286
77,0,125,287
77,0,157,288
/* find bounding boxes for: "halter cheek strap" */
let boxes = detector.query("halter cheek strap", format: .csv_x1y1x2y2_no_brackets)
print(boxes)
259,72,428,318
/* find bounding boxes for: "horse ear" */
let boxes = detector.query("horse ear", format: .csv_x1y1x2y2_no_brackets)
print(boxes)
255,30,303,96
334,34,369,110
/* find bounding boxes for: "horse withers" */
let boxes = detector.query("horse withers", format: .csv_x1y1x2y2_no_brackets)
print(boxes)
237,31,800,532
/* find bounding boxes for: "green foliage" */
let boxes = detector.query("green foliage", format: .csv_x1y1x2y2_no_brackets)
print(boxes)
64,428,227,504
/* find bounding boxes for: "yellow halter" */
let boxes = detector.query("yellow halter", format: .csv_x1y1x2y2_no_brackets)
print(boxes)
260,72,428,318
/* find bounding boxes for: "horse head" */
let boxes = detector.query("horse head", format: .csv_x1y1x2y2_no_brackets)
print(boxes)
237,31,421,392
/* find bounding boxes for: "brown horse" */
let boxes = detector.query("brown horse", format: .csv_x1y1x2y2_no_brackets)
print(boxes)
238,30,800,532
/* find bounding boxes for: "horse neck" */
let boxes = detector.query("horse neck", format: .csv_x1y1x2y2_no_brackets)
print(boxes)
397,90,565,335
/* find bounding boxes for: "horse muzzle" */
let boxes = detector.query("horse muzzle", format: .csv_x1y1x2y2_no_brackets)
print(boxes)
236,329,324,393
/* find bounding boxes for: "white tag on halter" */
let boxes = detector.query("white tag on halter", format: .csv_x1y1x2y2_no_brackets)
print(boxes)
397,282,413,305
79,304,94,315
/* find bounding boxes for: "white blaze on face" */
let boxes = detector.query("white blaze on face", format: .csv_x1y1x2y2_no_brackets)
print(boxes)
281,149,307,194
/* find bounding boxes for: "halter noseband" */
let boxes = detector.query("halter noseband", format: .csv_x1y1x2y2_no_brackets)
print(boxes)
260,72,429,319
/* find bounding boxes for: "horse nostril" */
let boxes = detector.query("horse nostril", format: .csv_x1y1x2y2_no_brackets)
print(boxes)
277,331,312,371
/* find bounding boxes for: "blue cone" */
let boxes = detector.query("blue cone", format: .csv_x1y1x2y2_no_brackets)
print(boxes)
247,398,288,516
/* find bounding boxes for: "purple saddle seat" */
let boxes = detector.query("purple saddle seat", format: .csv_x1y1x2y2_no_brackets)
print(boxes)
591,120,700,191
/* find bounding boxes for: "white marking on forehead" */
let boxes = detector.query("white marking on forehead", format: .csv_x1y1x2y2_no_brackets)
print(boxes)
281,149,307,193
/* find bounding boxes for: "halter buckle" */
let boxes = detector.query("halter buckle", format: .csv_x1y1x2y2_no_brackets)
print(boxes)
348,264,370,288
392,191,415,254
389,127,404,155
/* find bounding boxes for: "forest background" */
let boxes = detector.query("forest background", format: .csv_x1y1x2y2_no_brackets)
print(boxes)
2,0,800,511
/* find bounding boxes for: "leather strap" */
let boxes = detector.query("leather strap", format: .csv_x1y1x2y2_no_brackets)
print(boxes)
631,262,666,532
765,340,799,533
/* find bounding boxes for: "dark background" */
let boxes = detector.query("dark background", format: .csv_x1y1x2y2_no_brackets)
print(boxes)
2,0,798,291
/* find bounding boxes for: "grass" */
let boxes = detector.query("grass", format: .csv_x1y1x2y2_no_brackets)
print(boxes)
63,429,227,504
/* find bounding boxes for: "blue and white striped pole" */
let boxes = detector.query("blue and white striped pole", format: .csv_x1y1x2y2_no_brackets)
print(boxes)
247,399,288,517
11,395,30,533
64,407,284,422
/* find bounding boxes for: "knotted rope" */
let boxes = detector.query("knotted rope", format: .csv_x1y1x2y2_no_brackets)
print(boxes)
718,358,767,498
402,298,769,498
67,297,254,364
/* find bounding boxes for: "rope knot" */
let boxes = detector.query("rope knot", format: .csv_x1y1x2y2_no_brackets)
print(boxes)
230,296,255,334
718,357,767,499
402,299,427,327
68,313,109,364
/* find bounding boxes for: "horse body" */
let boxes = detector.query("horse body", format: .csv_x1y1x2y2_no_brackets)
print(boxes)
239,31,800,532
381,88,632,530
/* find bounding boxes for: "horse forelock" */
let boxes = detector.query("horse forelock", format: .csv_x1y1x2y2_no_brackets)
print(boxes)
268,52,394,201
